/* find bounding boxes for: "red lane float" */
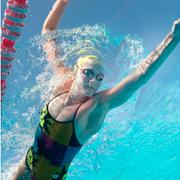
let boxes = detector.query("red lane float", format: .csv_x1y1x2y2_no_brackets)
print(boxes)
1,0,29,101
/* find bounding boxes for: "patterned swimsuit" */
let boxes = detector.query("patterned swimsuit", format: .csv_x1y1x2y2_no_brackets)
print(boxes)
26,91,83,180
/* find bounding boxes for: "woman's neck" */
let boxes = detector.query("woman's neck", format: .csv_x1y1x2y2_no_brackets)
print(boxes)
64,83,89,106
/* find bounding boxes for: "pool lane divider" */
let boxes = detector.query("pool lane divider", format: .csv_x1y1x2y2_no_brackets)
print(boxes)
1,0,29,101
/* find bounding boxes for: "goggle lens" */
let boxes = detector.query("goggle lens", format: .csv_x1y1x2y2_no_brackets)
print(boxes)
82,69,104,81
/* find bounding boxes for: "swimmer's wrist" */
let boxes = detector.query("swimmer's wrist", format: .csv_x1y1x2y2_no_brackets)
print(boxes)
169,32,174,41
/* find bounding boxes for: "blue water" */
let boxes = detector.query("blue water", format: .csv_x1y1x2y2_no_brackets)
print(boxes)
1,23,180,180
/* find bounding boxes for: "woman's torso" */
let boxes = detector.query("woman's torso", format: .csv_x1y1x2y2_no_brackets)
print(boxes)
25,90,105,179
25,80,108,179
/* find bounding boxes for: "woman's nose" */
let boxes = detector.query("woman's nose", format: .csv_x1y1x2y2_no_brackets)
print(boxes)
89,77,98,85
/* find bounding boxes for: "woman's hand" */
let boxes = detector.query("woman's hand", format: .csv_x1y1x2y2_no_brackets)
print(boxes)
53,0,68,7
55,0,68,7
171,19,180,42
61,0,68,4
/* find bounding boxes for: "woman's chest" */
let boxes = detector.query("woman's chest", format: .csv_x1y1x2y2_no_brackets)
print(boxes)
48,94,79,122
48,94,107,144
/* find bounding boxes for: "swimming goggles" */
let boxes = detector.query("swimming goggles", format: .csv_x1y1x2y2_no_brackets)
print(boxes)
77,67,104,82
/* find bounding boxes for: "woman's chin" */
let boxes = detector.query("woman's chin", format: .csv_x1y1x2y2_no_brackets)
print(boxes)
83,88,95,97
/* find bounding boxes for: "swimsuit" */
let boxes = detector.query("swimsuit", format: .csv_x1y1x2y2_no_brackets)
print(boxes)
26,91,83,180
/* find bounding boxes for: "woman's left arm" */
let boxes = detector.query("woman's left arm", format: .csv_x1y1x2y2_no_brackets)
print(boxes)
99,19,180,110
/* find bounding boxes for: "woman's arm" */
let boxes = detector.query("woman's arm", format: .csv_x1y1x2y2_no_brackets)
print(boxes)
42,0,68,31
42,0,72,75
99,19,180,110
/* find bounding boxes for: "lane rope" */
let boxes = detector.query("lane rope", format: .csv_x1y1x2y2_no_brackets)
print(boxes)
1,0,29,101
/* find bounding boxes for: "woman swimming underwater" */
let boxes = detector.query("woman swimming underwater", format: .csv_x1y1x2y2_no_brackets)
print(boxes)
11,0,180,179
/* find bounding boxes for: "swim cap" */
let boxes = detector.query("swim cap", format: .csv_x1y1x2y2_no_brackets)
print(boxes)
76,55,105,73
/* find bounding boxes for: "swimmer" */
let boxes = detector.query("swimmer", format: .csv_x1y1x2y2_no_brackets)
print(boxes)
11,0,179,179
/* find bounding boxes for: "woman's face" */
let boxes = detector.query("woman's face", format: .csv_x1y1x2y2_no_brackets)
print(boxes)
74,63,104,97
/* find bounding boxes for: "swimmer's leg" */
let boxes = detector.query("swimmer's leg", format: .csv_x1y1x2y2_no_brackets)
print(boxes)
11,156,31,180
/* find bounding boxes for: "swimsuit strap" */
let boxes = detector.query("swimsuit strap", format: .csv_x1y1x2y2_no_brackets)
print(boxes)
71,103,84,146
47,90,69,107
72,101,83,122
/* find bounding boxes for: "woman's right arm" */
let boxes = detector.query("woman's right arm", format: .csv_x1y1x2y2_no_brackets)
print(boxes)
42,0,72,75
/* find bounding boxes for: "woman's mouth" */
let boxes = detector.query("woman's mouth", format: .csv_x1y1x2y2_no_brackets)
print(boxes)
86,86,95,90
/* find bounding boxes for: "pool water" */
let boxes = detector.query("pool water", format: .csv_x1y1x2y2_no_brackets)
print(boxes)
1,25,180,180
